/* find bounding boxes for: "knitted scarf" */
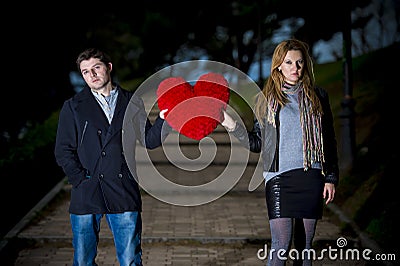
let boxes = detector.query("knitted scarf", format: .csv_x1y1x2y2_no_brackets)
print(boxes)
266,82,324,170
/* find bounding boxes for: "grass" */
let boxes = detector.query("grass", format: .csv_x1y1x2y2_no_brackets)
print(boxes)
317,42,399,252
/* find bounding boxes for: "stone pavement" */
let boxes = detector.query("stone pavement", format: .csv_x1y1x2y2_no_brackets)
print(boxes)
4,128,371,265
1,100,374,265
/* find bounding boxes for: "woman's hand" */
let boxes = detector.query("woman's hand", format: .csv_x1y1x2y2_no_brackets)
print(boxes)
323,183,335,204
221,110,236,131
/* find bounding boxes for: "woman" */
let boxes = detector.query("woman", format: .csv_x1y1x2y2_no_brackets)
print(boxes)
222,39,339,265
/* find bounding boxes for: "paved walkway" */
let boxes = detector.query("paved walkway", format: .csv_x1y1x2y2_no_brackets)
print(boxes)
2,99,373,265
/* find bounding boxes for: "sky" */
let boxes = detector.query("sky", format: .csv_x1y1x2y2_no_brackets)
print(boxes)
248,0,399,81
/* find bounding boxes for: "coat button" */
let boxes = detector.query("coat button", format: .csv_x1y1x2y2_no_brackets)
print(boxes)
97,129,102,135
118,173,123,178
99,174,104,179
101,151,106,156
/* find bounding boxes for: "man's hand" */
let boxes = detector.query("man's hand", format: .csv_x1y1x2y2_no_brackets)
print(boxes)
160,109,168,119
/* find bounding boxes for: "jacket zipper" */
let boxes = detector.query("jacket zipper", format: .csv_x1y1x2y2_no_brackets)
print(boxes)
80,121,88,146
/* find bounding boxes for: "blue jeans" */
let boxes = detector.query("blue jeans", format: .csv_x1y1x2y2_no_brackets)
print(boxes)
70,212,142,266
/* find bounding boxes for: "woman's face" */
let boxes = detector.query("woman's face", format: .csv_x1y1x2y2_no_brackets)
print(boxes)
279,50,304,85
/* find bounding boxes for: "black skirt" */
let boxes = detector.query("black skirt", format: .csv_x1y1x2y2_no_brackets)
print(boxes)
265,168,325,220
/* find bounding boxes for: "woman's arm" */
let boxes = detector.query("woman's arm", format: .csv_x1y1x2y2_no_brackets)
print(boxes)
221,110,262,153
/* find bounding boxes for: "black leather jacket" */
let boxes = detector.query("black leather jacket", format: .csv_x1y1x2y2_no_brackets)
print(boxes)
231,87,339,185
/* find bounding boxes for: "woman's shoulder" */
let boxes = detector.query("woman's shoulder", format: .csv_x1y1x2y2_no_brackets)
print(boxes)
314,86,329,98
314,85,327,94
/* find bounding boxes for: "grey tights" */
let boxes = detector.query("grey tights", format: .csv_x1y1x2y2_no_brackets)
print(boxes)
267,218,317,266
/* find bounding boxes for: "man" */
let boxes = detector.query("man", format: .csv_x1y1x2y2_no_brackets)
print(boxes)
54,48,168,265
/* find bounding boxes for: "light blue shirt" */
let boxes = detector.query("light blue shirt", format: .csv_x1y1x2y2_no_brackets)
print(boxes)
91,88,119,124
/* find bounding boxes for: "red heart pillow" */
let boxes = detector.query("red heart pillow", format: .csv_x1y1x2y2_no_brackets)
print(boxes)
157,72,230,140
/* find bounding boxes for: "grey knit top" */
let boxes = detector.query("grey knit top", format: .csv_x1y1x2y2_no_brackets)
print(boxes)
264,92,321,183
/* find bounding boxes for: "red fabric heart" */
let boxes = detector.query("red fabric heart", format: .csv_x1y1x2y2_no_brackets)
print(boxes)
157,72,230,140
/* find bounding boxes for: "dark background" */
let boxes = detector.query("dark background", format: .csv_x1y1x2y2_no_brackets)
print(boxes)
1,0,399,252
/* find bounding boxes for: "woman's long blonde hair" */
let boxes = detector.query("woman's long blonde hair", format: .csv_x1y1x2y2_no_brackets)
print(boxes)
254,39,323,126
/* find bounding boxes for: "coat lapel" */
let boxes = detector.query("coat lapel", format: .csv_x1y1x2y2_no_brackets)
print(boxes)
104,87,136,145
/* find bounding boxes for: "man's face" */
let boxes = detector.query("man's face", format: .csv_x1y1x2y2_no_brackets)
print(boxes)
80,58,112,91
